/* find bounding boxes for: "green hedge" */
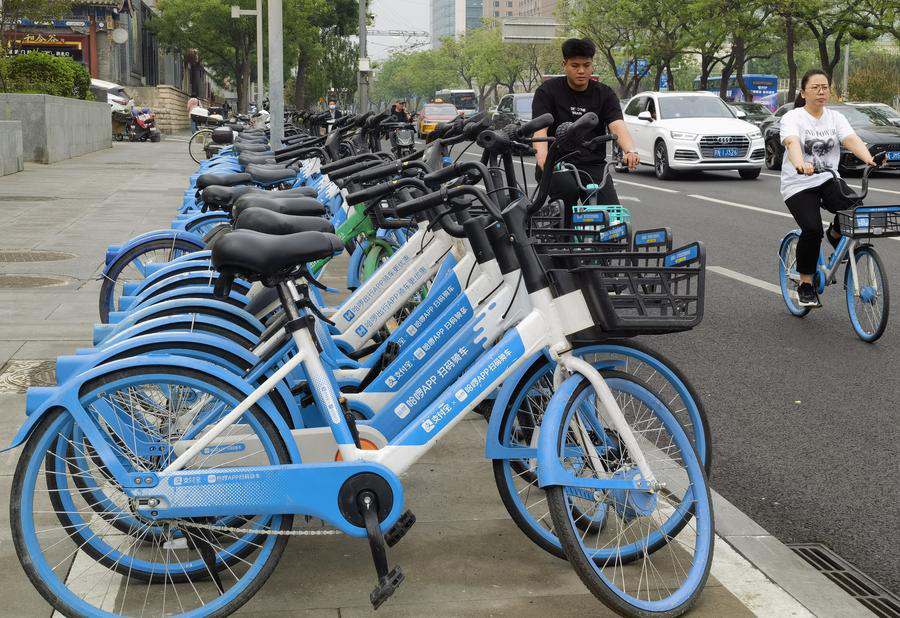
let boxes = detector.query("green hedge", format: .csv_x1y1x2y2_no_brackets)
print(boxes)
0,52,92,99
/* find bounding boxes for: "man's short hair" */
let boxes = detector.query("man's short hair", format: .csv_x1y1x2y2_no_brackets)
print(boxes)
562,38,596,60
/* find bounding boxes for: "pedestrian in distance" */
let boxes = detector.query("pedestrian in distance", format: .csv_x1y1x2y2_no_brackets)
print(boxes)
780,68,884,307
531,37,640,227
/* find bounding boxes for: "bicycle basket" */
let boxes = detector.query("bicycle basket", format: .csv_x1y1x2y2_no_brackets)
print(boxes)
836,206,900,238
573,203,631,228
548,241,706,339
533,222,632,268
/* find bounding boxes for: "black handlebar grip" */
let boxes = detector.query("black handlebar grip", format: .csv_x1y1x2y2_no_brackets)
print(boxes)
346,181,396,205
327,160,380,181
516,112,554,137
395,191,445,217
213,273,235,299
422,163,461,186
354,161,403,184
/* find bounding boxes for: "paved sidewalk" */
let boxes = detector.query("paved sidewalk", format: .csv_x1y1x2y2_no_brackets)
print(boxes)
0,141,873,617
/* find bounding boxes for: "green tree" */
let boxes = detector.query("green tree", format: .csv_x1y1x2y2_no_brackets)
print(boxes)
0,0,73,90
801,0,882,85
847,51,900,103
152,0,258,111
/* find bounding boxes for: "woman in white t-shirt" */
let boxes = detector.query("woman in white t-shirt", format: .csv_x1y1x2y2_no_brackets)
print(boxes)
780,68,880,307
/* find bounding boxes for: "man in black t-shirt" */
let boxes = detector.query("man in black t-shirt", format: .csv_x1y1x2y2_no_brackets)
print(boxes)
532,38,639,226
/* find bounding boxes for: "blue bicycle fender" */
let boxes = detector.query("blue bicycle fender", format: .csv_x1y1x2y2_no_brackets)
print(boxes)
4,356,301,466
96,314,258,350
122,273,250,311
97,298,263,345
129,260,218,296
120,285,249,315
345,242,367,290
103,229,205,268
535,374,585,487
483,351,621,460
171,212,228,233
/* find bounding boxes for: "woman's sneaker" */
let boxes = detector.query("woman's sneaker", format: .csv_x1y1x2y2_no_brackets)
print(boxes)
797,282,821,307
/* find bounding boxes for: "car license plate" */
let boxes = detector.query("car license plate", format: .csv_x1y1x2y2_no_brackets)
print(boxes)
887,151,900,161
713,148,739,157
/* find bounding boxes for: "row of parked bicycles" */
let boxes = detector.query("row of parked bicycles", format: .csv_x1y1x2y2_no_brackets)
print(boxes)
7,107,715,616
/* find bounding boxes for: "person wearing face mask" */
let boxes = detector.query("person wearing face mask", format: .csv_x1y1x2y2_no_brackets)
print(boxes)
391,100,410,123
780,68,883,308
327,99,342,121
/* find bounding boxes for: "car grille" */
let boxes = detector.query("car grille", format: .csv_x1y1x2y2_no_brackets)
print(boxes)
750,148,765,159
674,150,699,161
699,135,750,159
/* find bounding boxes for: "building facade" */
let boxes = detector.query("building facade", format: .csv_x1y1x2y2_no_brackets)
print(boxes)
431,0,485,47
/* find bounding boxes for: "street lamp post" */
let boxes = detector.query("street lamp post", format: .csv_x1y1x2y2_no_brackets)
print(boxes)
231,3,264,113
267,0,284,147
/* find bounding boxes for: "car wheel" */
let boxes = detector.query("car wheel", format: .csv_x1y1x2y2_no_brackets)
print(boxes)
654,141,675,180
765,138,782,170
739,168,761,180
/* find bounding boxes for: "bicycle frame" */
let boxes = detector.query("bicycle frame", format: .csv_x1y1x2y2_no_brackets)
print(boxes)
112,278,660,539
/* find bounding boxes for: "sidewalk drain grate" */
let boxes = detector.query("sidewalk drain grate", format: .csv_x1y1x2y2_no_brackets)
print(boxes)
0,250,76,263
788,543,900,618
0,274,70,289
0,360,56,393
0,196,57,202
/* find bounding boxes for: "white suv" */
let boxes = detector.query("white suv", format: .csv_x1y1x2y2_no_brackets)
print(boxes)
621,91,765,180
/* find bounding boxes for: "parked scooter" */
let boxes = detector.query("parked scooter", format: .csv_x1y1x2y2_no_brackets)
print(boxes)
115,107,161,142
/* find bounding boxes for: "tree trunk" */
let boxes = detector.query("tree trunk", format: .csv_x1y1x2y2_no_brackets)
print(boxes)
293,51,310,109
238,59,251,112
665,62,675,91
733,38,752,101
786,13,798,102
653,65,663,91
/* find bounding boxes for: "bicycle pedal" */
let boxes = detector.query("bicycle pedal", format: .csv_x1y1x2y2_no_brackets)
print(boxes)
384,510,416,547
369,566,404,610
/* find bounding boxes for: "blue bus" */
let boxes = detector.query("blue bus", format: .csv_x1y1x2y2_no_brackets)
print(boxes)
693,74,779,111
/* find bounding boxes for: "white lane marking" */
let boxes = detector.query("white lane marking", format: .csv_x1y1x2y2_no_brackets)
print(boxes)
618,195,640,202
615,178,680,193
688,194,792,218
709,266,780,295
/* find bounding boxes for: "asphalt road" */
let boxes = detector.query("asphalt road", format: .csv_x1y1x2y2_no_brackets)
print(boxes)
440,139,900,595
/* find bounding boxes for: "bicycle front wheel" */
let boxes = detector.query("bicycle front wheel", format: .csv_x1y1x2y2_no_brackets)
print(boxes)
189,129,214,164
845,244,889,342
546,373,714,617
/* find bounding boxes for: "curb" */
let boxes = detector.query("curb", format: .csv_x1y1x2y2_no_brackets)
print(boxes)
710,488,875,617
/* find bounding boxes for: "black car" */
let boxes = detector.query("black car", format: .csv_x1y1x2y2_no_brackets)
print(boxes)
491,93,534,129
729,101,775,128
763,103,900,172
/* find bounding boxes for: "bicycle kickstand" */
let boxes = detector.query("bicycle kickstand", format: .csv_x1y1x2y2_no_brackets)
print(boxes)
359,490,405,609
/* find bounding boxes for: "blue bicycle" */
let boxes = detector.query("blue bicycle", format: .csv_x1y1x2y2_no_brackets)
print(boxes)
779,160,898,342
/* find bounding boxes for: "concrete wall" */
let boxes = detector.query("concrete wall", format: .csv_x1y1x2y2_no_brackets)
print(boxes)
131,85,206,134
0,121,24,176
0,94,111,164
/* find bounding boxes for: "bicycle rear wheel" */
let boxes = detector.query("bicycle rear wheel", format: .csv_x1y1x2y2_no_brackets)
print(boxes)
546,374,714,616
779,232,811,317
845,244,889,342
11,367,292,617
189,129,214,164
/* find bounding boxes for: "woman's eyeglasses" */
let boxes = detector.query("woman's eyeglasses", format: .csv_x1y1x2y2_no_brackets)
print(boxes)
805,84,830,93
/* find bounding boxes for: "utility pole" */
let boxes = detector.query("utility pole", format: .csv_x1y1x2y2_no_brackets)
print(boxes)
842,43,850,100
268,0,284,146
358,0,369,113
256,0,264,111
231,3,264,112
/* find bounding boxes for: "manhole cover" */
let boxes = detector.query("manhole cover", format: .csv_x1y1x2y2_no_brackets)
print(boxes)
0,250,76,262
0,360,56,393
0,196,57,202
0,274,70,288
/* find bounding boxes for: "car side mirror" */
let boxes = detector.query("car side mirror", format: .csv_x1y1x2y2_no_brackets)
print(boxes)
637,111,652,122
735,110,747,119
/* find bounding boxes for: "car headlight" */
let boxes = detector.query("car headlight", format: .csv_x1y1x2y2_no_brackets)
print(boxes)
670,131,697,140
748,129,761,139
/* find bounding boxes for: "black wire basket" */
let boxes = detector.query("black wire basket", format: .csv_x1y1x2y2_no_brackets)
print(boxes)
532,223,632,268
836,207,900,239
548,241,706,338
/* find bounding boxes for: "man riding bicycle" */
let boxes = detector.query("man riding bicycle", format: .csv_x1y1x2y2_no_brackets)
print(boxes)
532,38,640,227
